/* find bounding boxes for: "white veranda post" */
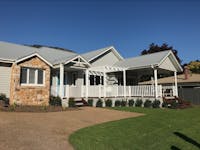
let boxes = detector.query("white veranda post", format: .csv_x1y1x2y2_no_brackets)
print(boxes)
123,69,126,98
103,69,106,98
154,68,158,98
174,71,178,96
85,69,89,99
59,63,64,98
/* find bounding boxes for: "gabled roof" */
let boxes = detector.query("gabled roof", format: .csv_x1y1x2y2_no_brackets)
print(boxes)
81,46,123,62
114,50,182,72
0,41,39,62
35,47,77,65
0,41,81,66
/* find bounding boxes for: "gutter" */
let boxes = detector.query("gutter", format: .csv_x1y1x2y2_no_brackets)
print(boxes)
0,58,15,63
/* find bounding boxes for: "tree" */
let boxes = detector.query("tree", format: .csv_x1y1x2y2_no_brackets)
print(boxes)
141,43,181,64
187,60,200,74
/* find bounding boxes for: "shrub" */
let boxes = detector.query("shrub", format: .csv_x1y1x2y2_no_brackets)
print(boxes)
69,98,76,107
88,99,93,106
128,99,134,107
135,99,143,107
96,99,103,107
121,100,127,107
170,100,178,109
49,96,62,106
0,93,6,100
144,99,152,108
115,100,121,107
105,99,112,107
162,101,168,108
0,93,9,105
152,99,160,108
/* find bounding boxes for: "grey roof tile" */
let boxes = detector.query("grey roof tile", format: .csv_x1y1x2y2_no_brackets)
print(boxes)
114,51,170,69
0,41,77,65
81,46,113,61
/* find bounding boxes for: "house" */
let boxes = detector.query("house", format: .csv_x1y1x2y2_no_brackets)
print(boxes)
139,68,200,104
0,41,182,107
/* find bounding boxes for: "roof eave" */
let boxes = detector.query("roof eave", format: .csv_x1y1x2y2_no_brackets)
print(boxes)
0,58,15,63
15,53,53,67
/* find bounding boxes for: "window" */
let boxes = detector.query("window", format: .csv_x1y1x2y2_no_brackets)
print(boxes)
21,68,27,84
38,69,44,84
20,67,45,85
29,68,35,84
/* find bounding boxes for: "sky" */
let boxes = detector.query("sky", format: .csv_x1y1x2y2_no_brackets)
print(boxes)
0,0,200,64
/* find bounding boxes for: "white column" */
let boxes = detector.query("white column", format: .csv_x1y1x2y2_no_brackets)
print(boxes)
103,69,106,98
123,69,126,98
174,71,178,96
85,69,89,99
64,72,69,98
154,68,158,98
59,63,64,98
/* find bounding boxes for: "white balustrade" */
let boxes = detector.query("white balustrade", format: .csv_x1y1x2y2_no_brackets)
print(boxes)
51,84,174,98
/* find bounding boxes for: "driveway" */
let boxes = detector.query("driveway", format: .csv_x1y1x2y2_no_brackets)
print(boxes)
0,107,143,150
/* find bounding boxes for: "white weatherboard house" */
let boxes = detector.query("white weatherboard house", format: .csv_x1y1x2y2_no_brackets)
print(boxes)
0,41,182,107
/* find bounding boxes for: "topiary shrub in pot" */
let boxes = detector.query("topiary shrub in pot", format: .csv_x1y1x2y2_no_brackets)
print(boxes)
135,99,143,107
144,99,152,108
105,99,112,107
115,100,121,107
152,99,160,108
128,99,134,107
96,99,103,107
49,96,62,106
121,100,127,107
69,98,76,107
88,99,93,106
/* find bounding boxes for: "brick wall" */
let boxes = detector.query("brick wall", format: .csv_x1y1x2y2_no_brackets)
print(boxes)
10,56,51,105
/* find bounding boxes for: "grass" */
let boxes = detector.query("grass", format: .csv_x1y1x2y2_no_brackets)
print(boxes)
69,107,200,150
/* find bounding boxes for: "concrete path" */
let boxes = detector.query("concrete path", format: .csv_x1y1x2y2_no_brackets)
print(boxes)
0,107,143,150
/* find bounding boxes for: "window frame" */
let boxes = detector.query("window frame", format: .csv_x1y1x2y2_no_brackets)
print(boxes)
20,67,45,86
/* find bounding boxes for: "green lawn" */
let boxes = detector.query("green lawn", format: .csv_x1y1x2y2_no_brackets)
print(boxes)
69,107,200,150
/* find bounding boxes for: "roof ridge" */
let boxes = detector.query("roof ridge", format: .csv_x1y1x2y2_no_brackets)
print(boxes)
34,45,76,53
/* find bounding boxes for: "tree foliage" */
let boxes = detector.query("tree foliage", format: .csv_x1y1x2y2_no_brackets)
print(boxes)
141,43,181,64
187,60,200,74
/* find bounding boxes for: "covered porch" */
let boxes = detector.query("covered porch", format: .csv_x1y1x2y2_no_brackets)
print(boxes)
51,66,178,99
50,50,182,105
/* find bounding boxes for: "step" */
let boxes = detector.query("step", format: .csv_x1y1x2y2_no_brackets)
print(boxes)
74,98,85,107
164,96,176,99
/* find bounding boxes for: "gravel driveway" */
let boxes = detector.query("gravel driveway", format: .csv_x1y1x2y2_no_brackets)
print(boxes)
0,107,142,150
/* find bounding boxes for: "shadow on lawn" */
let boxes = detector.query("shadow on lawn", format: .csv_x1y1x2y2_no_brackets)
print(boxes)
171,132,200,149
171,145,181,150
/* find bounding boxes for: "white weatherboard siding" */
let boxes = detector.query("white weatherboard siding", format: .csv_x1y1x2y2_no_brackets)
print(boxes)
91,50,120,67
0,65,11,97
159,55,177,72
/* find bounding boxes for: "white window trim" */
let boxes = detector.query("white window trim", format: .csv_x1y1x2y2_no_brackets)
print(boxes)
21,67,45,86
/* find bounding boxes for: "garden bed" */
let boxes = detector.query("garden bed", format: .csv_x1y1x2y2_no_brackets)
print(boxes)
0,105,79,112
